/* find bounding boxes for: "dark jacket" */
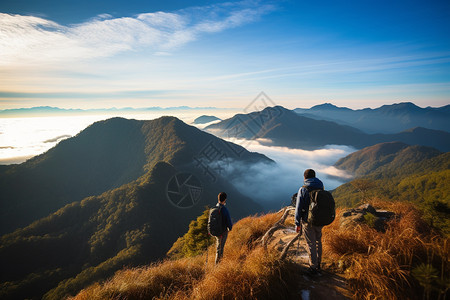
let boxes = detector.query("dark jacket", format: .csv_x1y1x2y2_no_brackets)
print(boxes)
217,203,233,231
295,177,324,226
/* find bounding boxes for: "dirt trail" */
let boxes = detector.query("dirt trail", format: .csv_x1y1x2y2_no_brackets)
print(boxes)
269,228,352,300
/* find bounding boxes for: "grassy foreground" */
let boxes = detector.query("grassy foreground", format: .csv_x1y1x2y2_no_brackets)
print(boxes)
70,212,300,299
323,200,449,300
71,201,449,299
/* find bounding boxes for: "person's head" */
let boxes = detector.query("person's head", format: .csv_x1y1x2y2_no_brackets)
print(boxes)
218,192,227,204
304,169,316,179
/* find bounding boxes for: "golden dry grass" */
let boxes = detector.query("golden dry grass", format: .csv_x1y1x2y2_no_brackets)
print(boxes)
73,256,205,300
323,200,449,300
71,203,448,300
70,211,298,300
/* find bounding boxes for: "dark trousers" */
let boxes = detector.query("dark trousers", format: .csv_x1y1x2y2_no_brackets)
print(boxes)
215,230,228,264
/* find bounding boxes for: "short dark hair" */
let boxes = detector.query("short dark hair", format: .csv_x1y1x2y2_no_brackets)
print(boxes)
218,192,227,202
304,169,316,179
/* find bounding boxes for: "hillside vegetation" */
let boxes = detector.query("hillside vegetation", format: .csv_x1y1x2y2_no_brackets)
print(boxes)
334,143,450,235
72,201,449,300
334,142,441,177
72,212,301,299
324,200,449,300
0,117,271,299
0,116,270,234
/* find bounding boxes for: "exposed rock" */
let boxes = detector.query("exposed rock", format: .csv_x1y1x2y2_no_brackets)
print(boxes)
357,203,377,214
375,210,395,219
341,203,395,231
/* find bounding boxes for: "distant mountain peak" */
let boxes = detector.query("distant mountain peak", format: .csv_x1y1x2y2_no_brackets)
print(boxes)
245,105,293,119
377,102,421,112
260,105,291,113
309,103,352,111
392,102,419,108
311,103,338,109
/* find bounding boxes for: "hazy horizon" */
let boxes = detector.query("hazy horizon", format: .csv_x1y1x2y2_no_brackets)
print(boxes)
1,100,449,113
0,111,356,164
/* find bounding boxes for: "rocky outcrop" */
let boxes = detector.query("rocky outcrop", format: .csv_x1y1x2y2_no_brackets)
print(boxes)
341,204,395,231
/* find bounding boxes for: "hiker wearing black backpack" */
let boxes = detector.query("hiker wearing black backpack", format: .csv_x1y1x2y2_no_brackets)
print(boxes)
295,169,335,276
208,192,233,264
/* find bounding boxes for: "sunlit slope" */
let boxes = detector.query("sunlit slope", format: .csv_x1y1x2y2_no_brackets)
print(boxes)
0,116,271,234
333,143,450,234
0,149,267,299
334,141,442,176
72,201,448,300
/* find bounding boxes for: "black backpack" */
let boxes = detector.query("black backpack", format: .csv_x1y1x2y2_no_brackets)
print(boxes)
305,186,335,226
208,206,225,236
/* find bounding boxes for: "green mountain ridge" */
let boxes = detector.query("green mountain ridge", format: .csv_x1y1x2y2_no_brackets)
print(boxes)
333,143,450,235
0,116,271,235
0,116,271,299
0,161,262,299
334,141,442,176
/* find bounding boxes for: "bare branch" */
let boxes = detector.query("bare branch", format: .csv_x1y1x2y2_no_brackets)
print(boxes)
261,206,295,248
280,232,301,260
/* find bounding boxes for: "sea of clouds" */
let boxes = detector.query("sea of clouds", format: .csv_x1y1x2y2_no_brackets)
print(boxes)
218,138,355,210
0,115,356,211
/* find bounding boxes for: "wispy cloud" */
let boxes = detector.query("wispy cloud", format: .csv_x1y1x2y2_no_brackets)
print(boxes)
0,1,275,65
198,52,450,84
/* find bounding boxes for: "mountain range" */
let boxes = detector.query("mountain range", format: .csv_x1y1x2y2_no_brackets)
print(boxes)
0,106,221,117
0,116,271,299
205,106,450,152
294,102,450,134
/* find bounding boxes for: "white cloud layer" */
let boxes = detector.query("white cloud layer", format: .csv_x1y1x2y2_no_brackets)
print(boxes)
221,138,356,210
0,1,274,65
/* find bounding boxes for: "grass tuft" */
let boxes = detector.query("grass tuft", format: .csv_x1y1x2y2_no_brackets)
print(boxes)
323,200,449,299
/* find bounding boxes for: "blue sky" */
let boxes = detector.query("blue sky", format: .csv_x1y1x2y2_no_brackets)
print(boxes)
0,0,449,110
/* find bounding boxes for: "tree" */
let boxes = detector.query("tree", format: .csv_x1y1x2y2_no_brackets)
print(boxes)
351,179,376,203
167,208,214,259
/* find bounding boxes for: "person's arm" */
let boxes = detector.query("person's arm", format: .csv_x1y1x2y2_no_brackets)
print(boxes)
295,186,310,232
223,207,233,231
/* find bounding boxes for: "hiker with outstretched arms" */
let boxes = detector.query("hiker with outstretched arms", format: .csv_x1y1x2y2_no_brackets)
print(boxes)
295,169,335,276
209,192,233,264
